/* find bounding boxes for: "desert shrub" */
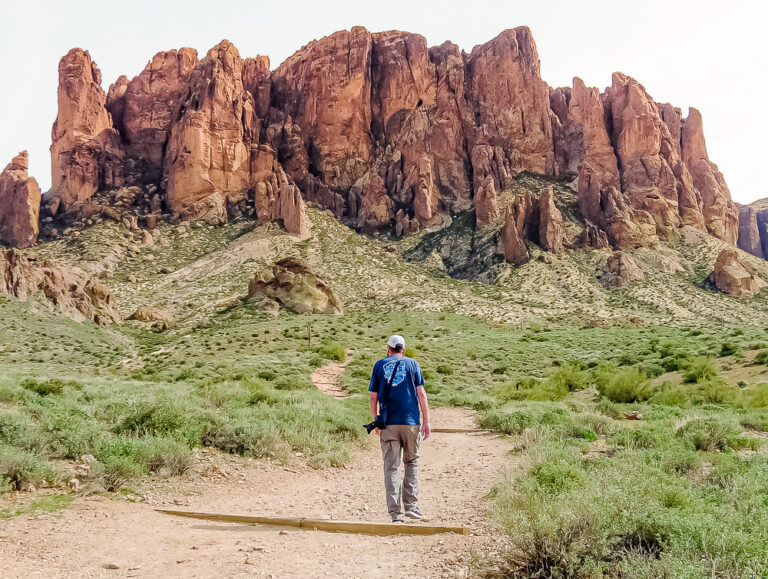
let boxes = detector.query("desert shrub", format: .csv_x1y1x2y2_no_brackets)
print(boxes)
719,341,741,357
0,445,58,491
639,361,665,378
676,418,739,452
683,357,718,384
594,399,625,420
527,378,569,401
531,460,584,494
133,437,193,476
436,365,453,375
610,427,668,450
740,410,768,432
743,383,768,409
479,409,534,435
756,350,768,365
496,378,541,402
550,363,588,392
597,368,653,403
661,448,701,475
0,409,45,451
20,378,79,396
272,375,312,391
317,341,346,362
114,399,198,442
40,407,101,459
691,379,737,405
650,382,690,407
200,420,290,460
257,369,277,381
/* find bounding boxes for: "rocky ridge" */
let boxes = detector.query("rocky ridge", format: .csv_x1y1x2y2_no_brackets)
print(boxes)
0,26,758,269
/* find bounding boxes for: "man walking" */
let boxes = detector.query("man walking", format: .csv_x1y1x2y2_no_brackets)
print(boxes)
369,335,431,522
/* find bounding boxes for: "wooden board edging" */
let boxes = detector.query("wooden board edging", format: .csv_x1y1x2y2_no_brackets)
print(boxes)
157,509,469,536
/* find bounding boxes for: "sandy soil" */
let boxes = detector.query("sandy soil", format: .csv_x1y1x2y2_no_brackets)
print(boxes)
310,360,350,398
0,407,512,578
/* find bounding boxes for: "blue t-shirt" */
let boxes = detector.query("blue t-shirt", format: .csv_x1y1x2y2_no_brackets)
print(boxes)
368,355,424,426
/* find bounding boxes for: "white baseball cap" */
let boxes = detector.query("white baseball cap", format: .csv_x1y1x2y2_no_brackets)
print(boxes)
387,335,406,349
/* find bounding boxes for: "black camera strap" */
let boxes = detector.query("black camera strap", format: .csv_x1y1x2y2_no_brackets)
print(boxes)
379,359,403,407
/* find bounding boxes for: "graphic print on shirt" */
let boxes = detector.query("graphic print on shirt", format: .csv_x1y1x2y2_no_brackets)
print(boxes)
383,360,407,388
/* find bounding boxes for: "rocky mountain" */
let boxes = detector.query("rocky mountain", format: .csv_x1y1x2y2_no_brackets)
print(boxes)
0,26,760,268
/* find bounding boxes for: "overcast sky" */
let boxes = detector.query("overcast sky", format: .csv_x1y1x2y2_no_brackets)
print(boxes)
1,0,765,203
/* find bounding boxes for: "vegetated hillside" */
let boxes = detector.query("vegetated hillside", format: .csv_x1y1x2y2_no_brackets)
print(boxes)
29,177,768,332
3,178,768,575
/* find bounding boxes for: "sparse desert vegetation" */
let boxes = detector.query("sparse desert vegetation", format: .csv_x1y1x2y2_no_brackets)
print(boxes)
3,207,768,576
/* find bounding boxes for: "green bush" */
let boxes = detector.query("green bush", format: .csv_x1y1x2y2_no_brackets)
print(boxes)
201,420,290,460
317,341,346,362
650,382,689,407
755,350,768,365
0,445,58,491
676,418,738,452
436,365,453,375
683,357,718,384
719,341,741,357
20,378,79,396
550,363,588,392
597,368,653,403
741,383,768,408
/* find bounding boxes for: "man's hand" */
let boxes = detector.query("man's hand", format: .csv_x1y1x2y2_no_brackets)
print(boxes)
375,428,381,436
421,421,431,440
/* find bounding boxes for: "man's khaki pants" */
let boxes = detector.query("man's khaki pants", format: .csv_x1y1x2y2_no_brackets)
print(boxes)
380,425,420,519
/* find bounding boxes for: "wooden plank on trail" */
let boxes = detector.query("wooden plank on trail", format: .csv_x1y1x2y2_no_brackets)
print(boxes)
431,428,491,433
157,509,469,536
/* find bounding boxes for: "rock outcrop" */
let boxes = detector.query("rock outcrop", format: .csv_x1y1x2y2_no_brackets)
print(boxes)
710,249,766,298
247,257,343,315
737,205,765,259
49,49,123,216
499,187,564,265
0,249,121,324
0,152,41,248
599,252,645,288
0,27,733,261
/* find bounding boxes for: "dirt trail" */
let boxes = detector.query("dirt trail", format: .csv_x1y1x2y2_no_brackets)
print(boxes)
310,360,350,398
0,362,513,578
0,407,511,578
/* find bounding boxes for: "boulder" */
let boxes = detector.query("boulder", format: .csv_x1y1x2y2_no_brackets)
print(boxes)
0,152,41,248
128,306,175,326
599,252,645,288
710,249,766,298
247,257,343,315
0,249,121,325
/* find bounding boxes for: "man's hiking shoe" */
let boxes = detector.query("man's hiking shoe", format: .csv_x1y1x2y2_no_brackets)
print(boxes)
391,515,405,523
404,509,423,520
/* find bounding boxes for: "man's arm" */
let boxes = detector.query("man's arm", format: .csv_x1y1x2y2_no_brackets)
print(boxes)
369,391,378,418
417,386,431,440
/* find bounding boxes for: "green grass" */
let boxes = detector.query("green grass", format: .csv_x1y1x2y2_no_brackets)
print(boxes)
0,494,75,520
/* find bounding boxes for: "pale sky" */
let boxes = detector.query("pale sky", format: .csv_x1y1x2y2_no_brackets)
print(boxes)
1,0,765,203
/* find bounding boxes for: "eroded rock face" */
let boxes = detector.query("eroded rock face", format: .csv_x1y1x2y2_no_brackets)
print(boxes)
737,205,764,259
681,109,739,245
0,152,41,248
247,257,343,315
50,49,123,214
710,249,766,298
111,48,198,182
0,249,120,324
165,41,256,221
38,28,743,258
